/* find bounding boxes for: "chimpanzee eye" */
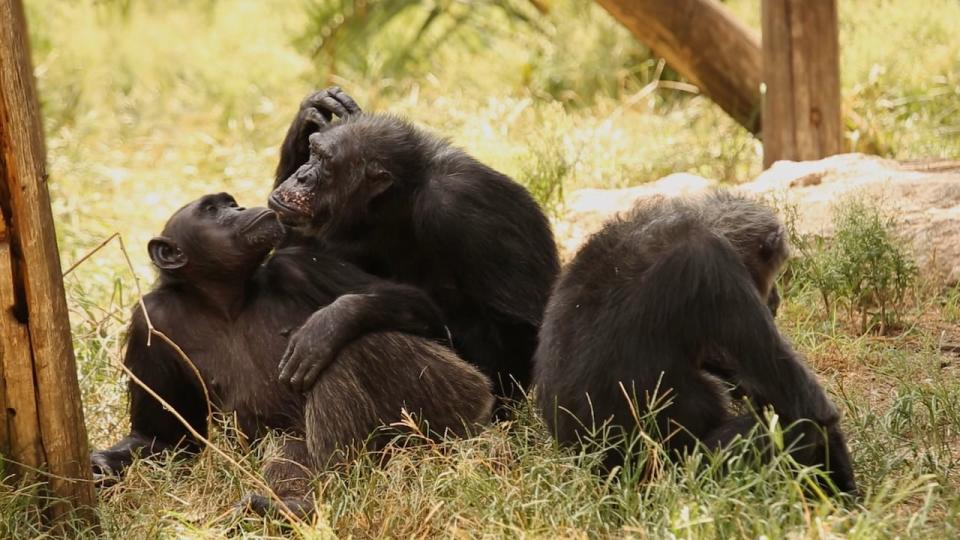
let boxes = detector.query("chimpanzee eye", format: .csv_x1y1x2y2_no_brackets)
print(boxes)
202,204,217,214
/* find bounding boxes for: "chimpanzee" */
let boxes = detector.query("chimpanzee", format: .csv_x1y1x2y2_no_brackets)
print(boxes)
532,192,857,495
91,193,494,517
269,88,560,408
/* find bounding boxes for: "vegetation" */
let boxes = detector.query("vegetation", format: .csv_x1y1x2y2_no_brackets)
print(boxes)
5,0,959,536
786,200,920,335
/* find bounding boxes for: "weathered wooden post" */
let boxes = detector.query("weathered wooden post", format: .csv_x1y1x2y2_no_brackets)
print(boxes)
761,0,844,167
0,0,98,526
595,0,763,134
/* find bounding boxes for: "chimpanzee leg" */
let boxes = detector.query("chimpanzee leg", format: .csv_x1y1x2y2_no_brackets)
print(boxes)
241,435,315,519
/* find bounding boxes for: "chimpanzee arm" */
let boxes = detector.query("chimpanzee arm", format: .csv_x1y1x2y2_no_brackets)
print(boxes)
91,308,207,480
275,87,362,186
715,311,840,427
278,282,448,392
646,229,856,494
640,229,838,427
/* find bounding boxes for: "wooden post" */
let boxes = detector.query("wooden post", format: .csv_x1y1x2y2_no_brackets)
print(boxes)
595,0,763,134
0,0,98,526
761,0,844,167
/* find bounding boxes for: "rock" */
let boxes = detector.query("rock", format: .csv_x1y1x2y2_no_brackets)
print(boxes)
554,173,714,257
556,153,960,284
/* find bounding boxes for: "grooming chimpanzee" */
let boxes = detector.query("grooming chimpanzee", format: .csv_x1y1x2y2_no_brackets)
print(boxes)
91,193,493,517
533,192,857,495
269,88,560,408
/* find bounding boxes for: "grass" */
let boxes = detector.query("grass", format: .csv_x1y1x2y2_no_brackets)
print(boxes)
7,0,960,536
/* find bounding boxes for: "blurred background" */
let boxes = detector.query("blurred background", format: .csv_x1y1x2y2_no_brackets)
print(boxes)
29,0,959,256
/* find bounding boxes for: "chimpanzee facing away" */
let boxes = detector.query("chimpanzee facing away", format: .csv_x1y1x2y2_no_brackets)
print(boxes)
269,88,560,409
533,192,857,495
91,193,494,517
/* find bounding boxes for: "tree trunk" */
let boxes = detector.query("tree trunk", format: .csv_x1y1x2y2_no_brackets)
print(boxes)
0,0,98,527
761,0,844,166
595,0,762,134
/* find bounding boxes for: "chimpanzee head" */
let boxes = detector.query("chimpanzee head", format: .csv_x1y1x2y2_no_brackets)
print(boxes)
268,115,423,235
148,192,283,283
700,191,789,315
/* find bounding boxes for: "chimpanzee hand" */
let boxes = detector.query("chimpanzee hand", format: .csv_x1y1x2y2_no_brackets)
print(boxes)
278,299,353,393
296,86,362,132
276,86,363,184
90,451,121,488
278,286,449,392
825,422,858,497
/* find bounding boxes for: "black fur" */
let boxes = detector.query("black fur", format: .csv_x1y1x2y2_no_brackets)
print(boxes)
533,192,856,495
271,93,560,407
91,193,494,517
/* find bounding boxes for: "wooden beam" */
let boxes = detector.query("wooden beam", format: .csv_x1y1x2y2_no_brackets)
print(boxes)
761,0,844,167
595,0,762,134
0,213,45,473
0,0,98,526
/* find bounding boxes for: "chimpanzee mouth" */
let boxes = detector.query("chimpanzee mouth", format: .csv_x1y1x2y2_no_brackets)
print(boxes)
268,194,312,224
239,209,279,234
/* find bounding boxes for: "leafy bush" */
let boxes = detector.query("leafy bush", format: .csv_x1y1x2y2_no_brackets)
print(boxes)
296,0,661,105
297,0,544,89
786,200,918,334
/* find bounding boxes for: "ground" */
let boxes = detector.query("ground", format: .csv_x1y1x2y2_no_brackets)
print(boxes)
2,0,958,537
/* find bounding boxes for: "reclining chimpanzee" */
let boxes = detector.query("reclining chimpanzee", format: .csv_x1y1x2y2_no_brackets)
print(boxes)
91,193,494,517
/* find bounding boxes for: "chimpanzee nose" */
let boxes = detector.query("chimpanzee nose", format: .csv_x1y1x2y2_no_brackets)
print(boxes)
293,166,307,184
296,169,313,185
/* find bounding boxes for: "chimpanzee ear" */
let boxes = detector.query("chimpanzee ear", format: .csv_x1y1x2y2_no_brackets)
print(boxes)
147,237,187,271
366,162,394,198
760,227,785,261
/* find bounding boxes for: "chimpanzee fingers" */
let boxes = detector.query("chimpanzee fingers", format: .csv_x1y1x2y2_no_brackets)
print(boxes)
300,361,326,392
278,343,291,372
90,454,119,487
278,344,301,385
301,89,334,120
285,347,313,392
317,95,349,120
329,86,362,114
288,346,331,393
301,108,328,129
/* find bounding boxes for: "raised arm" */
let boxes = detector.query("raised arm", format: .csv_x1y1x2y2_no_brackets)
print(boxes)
275,86,362,186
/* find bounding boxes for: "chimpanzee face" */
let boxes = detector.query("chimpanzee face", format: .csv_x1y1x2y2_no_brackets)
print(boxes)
149,192,283,280
766,284,781,317
268,126,393,233
754,225,789,317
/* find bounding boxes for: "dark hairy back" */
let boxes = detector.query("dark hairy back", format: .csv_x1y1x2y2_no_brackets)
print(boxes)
532,193,856,496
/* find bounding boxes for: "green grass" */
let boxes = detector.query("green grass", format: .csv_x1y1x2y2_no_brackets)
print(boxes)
9,0,960,536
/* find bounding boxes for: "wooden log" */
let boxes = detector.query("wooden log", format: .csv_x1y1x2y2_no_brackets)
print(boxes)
0,213,45,473
761,0,844,167
595,0,763,134
0,0,98,525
